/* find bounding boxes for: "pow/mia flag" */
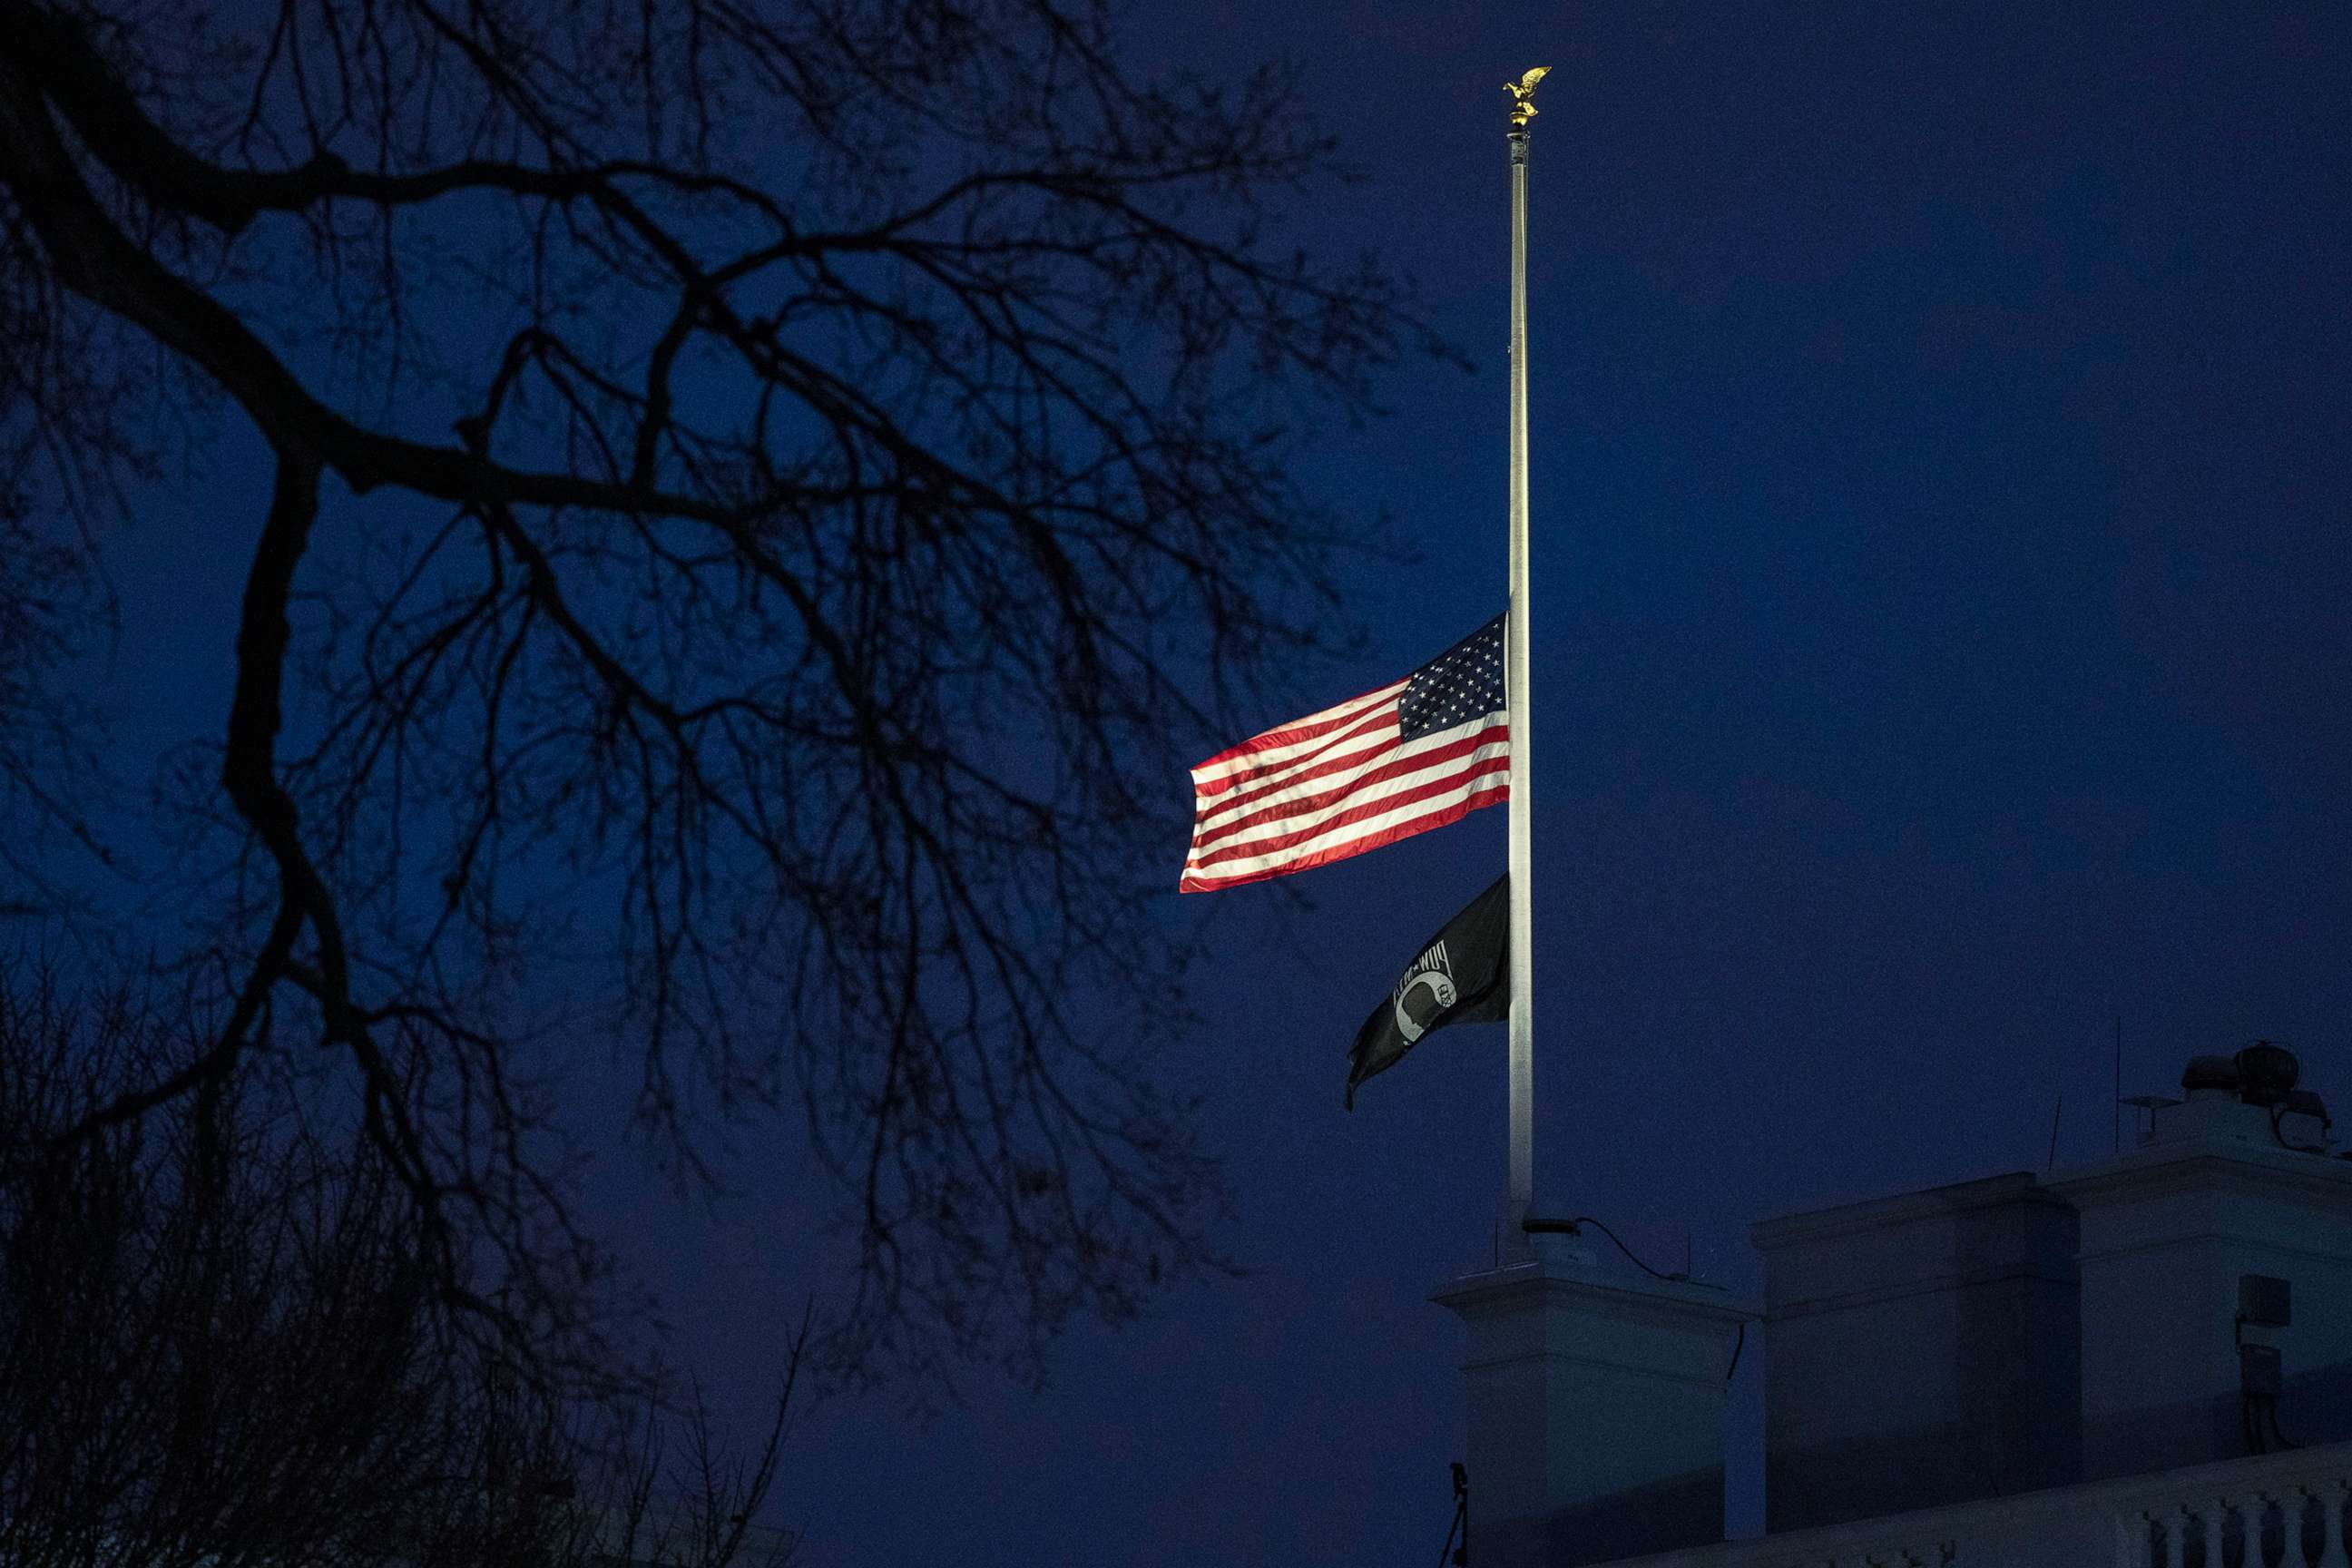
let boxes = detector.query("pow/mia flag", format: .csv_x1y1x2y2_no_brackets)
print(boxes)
1345,875,1510,1109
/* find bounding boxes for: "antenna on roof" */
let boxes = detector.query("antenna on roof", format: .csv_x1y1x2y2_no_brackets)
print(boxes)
2047,1092,2064,1170
2112,1015,2123,1155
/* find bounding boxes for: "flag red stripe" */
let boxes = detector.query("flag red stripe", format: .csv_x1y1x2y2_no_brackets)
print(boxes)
1178,776,1508,892
1193,701,1402,808
1191,710,1406,830
1189,680,1408,794
1187,721,1509,853
1185,751,1512,873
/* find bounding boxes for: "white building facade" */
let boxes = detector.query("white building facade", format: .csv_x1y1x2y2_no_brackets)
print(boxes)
1436,1050,2352,1568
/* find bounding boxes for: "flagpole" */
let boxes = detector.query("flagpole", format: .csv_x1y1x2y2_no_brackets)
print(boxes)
1504,68,1547,1245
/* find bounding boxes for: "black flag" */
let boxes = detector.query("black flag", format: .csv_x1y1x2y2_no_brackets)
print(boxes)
1346,875,1510,1108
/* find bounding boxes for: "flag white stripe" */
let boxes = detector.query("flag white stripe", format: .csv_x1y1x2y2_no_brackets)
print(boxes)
1182,769,1510,886
1193,704,1402,817
1184,740,1506,872
1188,679,1410,788
1183,720,1507,866
1192,717,1407,831
1187,716,1498,851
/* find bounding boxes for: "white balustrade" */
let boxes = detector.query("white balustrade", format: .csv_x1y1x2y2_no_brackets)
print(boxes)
2101,1466,2352,1568
2280,1487,2311,1568
1563,1442,2352,1568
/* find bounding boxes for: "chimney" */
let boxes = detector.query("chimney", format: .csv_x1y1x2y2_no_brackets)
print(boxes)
1751,1171,2082,1532
1433,1231,1754,1568
2046,1043,2352,1477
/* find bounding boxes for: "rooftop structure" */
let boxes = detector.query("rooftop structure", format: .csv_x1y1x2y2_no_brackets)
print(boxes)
1436,1044,2352,1568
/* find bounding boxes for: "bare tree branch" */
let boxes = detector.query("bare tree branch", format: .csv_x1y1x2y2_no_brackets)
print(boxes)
0,0,1440,1399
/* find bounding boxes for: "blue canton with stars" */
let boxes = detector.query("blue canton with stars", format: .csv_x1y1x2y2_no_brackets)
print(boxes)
1398,613,1507,743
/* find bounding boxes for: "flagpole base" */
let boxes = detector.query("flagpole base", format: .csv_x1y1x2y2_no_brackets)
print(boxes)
1521,1213,1599,1269
1432,1248,1756,1567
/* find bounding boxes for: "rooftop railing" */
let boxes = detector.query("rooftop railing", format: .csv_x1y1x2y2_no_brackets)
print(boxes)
1593,1439,2352,1568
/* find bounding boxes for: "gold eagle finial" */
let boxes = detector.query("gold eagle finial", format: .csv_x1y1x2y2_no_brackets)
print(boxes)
1505,65,1552,132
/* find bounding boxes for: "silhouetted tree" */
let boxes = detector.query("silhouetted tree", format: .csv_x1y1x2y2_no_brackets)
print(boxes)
0,966,800,1568
0,0,1423,1406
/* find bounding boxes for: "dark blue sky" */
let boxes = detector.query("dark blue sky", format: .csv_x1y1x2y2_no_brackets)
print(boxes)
86,2,2352,1563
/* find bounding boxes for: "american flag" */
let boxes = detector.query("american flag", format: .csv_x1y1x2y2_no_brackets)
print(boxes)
1180,614,1509,893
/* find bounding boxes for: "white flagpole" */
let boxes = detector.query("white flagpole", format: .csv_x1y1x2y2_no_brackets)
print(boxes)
1504,68,1548,1243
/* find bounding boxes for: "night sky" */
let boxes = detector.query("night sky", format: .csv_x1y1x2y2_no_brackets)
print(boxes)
84,2,2352,1563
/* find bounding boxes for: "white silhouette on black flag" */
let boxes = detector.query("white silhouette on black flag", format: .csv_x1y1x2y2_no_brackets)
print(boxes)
1346,875,1510,1108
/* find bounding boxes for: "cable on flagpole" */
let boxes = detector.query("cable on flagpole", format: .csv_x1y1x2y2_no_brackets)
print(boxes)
1436,1462,1470,1566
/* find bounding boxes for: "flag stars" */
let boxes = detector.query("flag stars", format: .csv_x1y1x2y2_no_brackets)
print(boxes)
1398,613,1506,744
